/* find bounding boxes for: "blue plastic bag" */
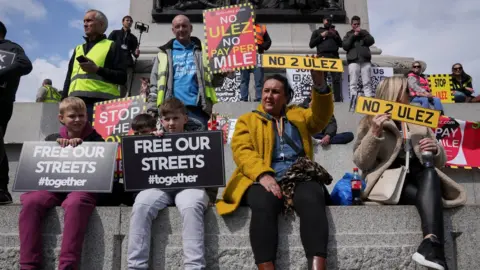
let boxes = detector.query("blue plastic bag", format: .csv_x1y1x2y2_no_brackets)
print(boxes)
331,173,366,206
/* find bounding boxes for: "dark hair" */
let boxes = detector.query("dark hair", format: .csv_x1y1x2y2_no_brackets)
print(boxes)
264,74,293,103
131,113,156,132
0,21,6,38
43,79,52,85
452,63,463,69
351,16,361,23
160,97,187,116
122,15,133,22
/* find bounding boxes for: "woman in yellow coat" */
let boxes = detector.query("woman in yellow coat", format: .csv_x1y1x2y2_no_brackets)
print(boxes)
216,70,334,270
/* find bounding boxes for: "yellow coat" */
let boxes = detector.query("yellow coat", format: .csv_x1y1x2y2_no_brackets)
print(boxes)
216,90,334,215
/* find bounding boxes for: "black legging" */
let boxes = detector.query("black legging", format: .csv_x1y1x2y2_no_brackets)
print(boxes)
399,167,444,241
245,181,329,264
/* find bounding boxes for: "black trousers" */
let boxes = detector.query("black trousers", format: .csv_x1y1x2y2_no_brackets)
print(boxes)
0,102,14,190
399,167,444,241
245,181,329,264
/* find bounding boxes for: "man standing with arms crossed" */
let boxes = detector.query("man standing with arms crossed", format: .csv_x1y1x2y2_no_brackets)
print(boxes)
342,15,375,109
309,16,343,102
0,21,32,204
63,9,127,122
147,15,229,131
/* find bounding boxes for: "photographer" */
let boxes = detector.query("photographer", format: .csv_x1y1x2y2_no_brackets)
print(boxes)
108,15,139,97
309,16,343,102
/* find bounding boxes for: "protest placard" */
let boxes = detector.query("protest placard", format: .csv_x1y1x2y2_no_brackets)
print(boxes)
122,131,225,191
93,96,147,179
0,49,16,88
203,4,256,73
427,74,454,103
13,142,118,192
355,96,441,128
260,54,343,73
433,116,480,169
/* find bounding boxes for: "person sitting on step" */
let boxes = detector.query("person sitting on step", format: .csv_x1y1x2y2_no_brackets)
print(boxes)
301,95,354,146
353,76,466,270
407,61,444,114
216,69,334,270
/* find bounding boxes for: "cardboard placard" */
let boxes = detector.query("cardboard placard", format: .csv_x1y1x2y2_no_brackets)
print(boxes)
122,131,226,191
427,74,454,103
355,96,441,128
203,4,256,73
13,142,118,192
260,54,343,72
93,96,147,179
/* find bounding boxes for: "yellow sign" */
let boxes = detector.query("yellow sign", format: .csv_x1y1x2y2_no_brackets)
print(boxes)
427,74,454,104
355,96,441,128
260,54,344,72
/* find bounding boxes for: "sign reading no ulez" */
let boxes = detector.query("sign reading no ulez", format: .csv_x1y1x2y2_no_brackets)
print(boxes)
204,4,256,73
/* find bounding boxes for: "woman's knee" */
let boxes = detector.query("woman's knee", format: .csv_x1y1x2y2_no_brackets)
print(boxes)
293,182,326,208
246,185,283,214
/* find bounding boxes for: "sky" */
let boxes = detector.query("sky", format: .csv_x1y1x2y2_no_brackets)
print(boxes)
1,0,478,102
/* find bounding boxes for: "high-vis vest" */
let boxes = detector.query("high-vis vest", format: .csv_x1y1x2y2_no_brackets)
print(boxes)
255,24,267,45
408,73,430,97
43,85,61,103
68,39,119,100
155,43,218,107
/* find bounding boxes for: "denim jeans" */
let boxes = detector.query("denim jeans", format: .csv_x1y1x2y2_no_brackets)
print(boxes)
348,62,373,97
313,132,354,145
127,188,209,270
185,106,209,132
240,67,264,101
453,91,467,103
411,96,444,111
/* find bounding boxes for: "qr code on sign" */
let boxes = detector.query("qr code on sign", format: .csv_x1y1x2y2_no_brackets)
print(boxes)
353,75,384,96
289,72,312,103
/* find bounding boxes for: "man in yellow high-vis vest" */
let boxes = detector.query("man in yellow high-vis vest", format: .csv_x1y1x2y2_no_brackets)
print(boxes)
36,79,61,103
146,15,231,132
62,9,127,122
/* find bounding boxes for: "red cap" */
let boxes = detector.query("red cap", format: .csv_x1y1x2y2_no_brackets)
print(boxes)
353,168,359,172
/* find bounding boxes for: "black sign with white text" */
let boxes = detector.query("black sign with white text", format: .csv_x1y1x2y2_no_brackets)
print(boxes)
122,131,226,191
0,49,16,88
13,142,118,192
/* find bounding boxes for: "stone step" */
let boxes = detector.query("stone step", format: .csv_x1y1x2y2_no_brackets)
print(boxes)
0,205,478,269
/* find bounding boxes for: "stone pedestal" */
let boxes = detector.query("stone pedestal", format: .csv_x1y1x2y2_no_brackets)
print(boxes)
128,0,417,96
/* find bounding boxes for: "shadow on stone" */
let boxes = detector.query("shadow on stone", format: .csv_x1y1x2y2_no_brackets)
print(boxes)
205,208,220,269
151,208,173,269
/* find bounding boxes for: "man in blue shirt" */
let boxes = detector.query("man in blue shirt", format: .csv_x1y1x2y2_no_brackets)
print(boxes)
147,15,230,131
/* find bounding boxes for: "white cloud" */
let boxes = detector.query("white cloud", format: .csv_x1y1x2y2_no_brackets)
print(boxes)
64,0,129,33
16,54,70,102
368,0,480,93
0,0,47,22
68,19,84,30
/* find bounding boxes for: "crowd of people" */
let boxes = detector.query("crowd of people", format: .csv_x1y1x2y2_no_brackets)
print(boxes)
0,5,475,270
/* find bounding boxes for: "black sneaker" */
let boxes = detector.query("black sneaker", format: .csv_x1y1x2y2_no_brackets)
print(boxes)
0,189,12,205
412,236,447,270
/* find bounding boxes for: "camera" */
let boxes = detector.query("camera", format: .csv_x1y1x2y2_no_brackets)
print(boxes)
135,22,149,33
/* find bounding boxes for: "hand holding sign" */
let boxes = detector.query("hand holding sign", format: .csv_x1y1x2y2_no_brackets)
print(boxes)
57,138,83,148
371,113,391,137
309,56,325,86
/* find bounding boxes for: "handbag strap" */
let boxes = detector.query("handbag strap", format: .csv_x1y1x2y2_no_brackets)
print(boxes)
401,122,411,171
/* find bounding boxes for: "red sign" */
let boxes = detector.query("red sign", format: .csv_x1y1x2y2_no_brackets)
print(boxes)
433,116,480,168
203,4,256,73
93,96,147,178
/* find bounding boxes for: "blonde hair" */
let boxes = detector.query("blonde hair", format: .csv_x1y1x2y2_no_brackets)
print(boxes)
59,97,87,115
360,76,409,126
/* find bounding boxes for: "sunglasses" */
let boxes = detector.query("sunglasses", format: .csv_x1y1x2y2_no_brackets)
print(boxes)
413,65,421,68
453,67,462,71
